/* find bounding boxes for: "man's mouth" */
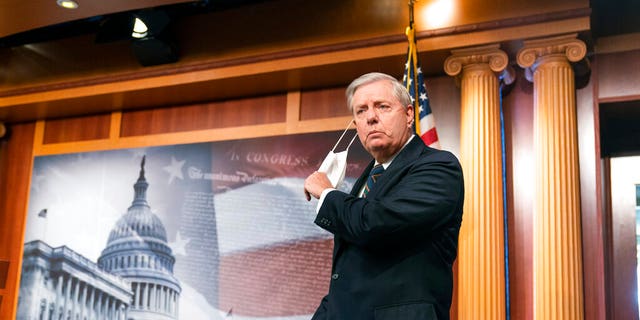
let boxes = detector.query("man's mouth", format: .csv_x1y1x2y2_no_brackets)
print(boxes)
366,131,385,142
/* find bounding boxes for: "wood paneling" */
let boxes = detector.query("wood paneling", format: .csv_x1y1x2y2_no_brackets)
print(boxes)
43,113,111,144
120,94,287,137
502,70,534,320
0,6,591,124
424,76,461,157
300,87,349,120
577,65,607,320
597,50,640,101
596,48,640,320
0,260,8,289
0,123,35,320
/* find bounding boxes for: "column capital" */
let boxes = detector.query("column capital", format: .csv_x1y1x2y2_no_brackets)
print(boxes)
516,33,587,81
444,44,509,77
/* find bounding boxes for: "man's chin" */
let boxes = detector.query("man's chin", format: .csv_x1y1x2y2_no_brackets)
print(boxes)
365,143,388,154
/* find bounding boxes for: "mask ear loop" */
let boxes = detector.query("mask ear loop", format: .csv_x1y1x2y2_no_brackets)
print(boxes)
331,120,355,152
345,129,357,150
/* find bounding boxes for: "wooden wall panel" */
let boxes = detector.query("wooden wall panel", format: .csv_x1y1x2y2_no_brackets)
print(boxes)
502,70,534,320
597,49,640,320
577,66,607,320
43,113,111,144
300,87,349,120
597,49,640,101
120,94,287,137
0,260,8,288
0,123,35,320
424,76,461,157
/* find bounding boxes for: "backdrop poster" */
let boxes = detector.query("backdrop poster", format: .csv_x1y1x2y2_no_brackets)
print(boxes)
18,130,370,320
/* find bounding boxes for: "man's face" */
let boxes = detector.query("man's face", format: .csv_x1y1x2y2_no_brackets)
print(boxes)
351,80,414,162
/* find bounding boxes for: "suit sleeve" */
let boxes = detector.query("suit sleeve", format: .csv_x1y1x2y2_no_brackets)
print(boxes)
310,295,329,320
314,150,464,249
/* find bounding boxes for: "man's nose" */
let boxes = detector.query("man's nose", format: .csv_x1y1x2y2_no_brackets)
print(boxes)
366,108,378,124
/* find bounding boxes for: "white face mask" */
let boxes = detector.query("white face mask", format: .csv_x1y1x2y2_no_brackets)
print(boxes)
318,120,358,188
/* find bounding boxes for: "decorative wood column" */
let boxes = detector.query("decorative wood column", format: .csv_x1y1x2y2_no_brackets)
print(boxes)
445,44,508,320
516,34,586,320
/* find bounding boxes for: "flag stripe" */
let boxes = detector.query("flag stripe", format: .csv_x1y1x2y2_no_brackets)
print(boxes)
421,128,439,148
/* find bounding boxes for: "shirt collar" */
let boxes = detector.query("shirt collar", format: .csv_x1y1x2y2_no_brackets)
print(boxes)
375,134,415,170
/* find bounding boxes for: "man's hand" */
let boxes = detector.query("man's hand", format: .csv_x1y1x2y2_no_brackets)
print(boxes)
304,171,333,201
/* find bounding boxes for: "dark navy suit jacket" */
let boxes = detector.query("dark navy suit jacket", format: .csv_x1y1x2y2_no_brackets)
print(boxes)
312,137,464,320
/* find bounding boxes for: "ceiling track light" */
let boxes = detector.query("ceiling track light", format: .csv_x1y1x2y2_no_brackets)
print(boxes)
56,0,79,9
131,18,148,38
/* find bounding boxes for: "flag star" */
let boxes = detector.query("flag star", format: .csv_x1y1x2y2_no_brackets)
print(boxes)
169,231,190,256
420,92,428,101
417,67,423,75
163,156,185,184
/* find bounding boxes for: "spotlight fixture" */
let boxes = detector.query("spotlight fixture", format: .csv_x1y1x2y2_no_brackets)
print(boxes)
129,10,178,66
131,18,148,39
56,0,79,9
131,11,170,39
94,9,178,66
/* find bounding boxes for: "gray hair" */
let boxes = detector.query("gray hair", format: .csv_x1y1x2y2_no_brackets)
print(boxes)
345,72,413,112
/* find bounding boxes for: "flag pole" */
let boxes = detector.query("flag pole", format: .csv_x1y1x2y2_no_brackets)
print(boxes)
406,0,421,136
409,0,416,29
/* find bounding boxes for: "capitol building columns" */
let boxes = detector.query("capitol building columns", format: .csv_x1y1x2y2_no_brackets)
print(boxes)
445,44,509,320
517,34,587,320
444,33,588,319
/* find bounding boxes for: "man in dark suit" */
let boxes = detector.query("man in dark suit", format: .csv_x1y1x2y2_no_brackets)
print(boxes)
304,72,464,320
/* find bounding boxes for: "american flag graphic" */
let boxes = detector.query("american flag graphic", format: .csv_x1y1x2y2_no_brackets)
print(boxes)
403,25,440,149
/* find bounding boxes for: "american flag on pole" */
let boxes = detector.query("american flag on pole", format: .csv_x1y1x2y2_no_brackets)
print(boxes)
403,24,440,149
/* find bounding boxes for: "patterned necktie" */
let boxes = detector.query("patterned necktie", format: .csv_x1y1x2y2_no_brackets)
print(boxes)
362,164,384,198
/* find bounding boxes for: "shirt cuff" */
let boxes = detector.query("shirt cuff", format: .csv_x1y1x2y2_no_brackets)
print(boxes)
316,188,336,213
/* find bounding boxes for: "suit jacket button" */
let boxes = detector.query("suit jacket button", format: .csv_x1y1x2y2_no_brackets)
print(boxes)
331,273,339,280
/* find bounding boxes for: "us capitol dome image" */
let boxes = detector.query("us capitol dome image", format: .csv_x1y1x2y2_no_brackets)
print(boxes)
97,155,181,320
18,156,181,320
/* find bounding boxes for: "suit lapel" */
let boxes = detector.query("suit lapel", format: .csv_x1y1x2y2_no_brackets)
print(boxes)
364,137,425,199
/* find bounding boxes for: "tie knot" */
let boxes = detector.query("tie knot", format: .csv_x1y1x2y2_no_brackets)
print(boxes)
370,164,384,177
